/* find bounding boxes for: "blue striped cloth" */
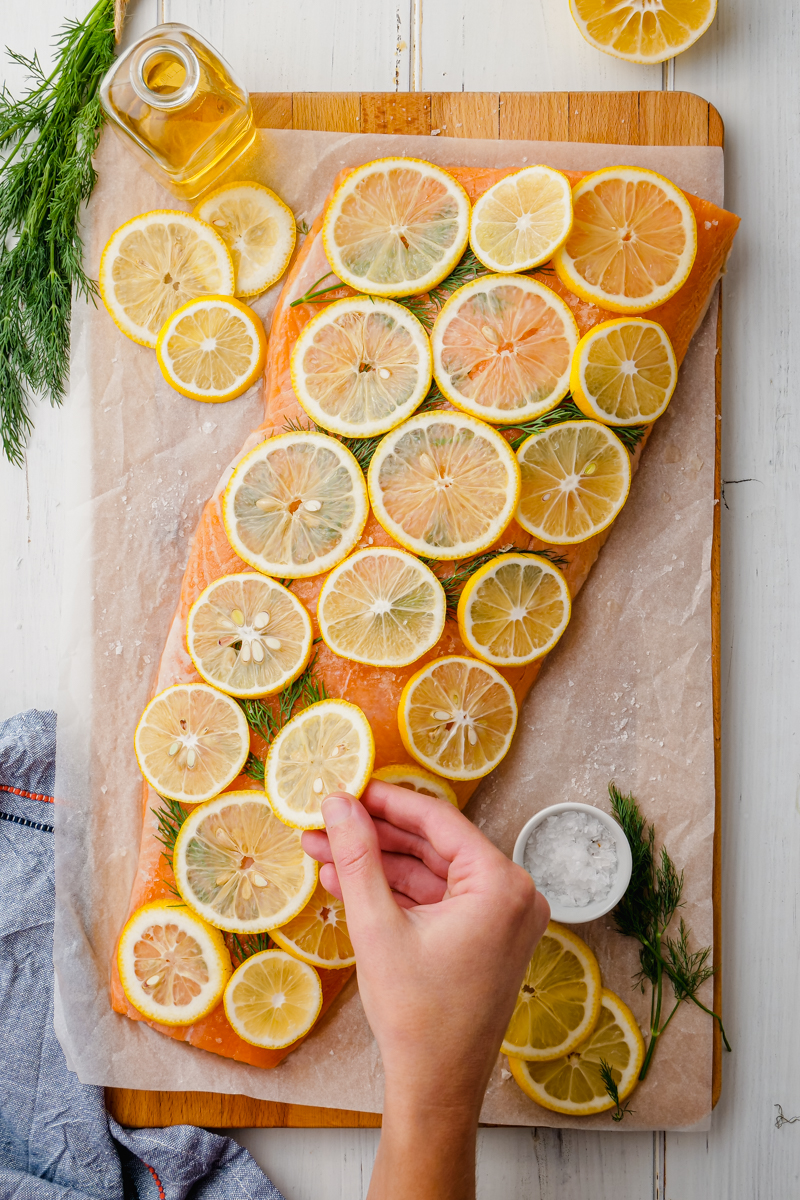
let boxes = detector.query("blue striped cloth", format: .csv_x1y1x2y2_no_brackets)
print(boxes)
0,709,284,1200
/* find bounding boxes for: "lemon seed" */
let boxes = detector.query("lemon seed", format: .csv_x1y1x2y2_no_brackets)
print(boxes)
240,642,252,663
186,749,196,768
265,636,281,650
251,641,265,663
253,611,270,628
240,878,252,899
231,609,245,626
303,499,322,512
312,777,324,794
378,368,391,379
433,710,451,721
467,727,478,745
145,974,162,987
168,741,180,756
253,873,269,888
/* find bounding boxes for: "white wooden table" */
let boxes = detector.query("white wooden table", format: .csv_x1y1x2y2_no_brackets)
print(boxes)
3,1,798,1195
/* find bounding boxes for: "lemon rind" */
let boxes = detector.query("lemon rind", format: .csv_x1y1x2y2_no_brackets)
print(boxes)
193,181,297,298
570,317,678,427
223,949,323,1048
469,166,574,273
155,295,267,403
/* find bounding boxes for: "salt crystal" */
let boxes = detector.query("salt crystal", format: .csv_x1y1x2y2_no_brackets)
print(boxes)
523,812,618,908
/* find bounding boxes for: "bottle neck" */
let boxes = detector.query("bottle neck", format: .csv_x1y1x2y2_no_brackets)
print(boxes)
130,40,200,110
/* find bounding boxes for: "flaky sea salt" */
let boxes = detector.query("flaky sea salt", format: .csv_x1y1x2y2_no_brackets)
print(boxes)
523,811,618,908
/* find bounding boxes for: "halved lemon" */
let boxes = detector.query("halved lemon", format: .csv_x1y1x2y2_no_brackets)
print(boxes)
187,573,313,698
515,421,631,545
99,210,234,347
155,295,267,402
265,699,375,830
134,683,250,804
398,655,517,781
373,763,458,807
508,988,645,1115
571,317,677,427
457,553,571,668
117,899,231,1026
194,181,296,297
570,0,717,65
317,547,446,668
322,157,471,298
223,431,369,578
271,879,355,969
290,297,433,438
501,922,602,1061
470,166,573,272
224,948,323,1048
553,166,697,313
368,411,520,560
172,792,317,933
431,276,578,423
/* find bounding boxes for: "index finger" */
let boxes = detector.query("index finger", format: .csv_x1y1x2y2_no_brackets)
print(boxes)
360,778,489,864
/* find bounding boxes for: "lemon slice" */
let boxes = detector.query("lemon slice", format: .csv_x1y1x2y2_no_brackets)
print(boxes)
223,431,369,579
431,276,578,424
571,317,677,427
368,411,520,560
265,699,375,830
271,879,355,969
322,157,471,298
470,166,573,272
194,181,296,297
187,573,313,699
155,295,267,403
457,553,571,668
553,167,697,314
117,899,231,1026
501,922,602,1061
570,0,717,64
515,421,631,545
398,655,517,781
317,547,446,668
172,792,317,933
134,683,250,804
508,988,645,1115
224,948,323,1048
290,297,433,438
372,763,458,806
99,211,234,347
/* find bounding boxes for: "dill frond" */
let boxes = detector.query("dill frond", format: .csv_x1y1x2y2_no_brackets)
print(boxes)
599,1059,634,1122
153,795,190,860
422,543,570,619
228,932,273,968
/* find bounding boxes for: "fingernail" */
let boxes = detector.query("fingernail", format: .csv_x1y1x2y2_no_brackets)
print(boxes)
322,794,352,828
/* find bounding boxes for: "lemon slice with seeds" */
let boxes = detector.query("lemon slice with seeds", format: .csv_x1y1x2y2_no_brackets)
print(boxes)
290,297,433,438
457,553,571,668
99,210,234,348
187,573,313,699
470,166,573,273
223,431,369,578
368,411,520,560
502,922,602,1061
271,879,355,969
515,421,631,545
265,699,375,830
553,166,697,314
317,547,446,668
323,157,471,298
117,899,231,1026
569,0,717,65
194,181,296,298
508,988,645,1115
134,683,250,804
431,276,578,425
156,295,267,403
398,655,518,781
224,949,323,1048
571,317,678,427
372,763,458,806
173,792,317,933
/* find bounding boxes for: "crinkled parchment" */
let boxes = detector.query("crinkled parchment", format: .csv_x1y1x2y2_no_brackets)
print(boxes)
54,128,723,1130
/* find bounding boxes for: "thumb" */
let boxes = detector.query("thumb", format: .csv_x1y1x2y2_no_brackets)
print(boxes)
321,793,398,934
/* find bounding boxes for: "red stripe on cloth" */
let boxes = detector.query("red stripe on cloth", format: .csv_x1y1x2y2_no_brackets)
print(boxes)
145,1163,166,1199
0,785,54,803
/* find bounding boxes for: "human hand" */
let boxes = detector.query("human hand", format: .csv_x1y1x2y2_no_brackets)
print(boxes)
301,780,549,1199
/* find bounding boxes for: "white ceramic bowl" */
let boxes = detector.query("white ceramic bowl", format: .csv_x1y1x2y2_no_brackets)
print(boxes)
512,801,633,925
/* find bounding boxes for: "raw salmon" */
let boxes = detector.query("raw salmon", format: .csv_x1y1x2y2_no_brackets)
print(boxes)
110,164,739,1068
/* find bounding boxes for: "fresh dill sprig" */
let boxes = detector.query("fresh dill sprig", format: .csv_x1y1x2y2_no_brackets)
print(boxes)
153,795,190,859
599,1059,634,1122
503,398,647,456
242,752,265,784
394,247,489,331
289,270,349,308
296,218,310,236
609,783,730,1080
228,931,273,968
422,543,570,619
0,0,117,463
238,656,328,776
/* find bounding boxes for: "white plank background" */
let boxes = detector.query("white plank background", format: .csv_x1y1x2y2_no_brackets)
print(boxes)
2,0,799,1195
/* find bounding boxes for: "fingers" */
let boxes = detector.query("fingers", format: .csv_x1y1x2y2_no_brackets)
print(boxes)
302,819,450,879
361,778,491,864
311,840,447,905
318,793,399,935
319,861,420,909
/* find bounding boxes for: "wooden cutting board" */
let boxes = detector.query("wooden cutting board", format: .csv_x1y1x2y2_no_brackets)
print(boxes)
105,89,724,1129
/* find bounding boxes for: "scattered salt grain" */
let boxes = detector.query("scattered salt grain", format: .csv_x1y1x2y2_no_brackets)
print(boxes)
523,811,618,908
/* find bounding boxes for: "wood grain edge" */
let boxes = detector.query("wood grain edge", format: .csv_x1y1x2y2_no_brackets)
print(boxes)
105,1087,382,1128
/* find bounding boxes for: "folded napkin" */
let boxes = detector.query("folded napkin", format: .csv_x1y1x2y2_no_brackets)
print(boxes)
0,709,284,1200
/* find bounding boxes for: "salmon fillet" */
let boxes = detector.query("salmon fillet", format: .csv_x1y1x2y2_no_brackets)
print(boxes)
110,165,739,1069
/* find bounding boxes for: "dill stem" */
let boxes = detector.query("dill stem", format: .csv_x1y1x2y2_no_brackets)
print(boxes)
686,996,732,1052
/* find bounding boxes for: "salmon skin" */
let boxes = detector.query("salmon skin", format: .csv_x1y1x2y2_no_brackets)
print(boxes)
110,164,739,1068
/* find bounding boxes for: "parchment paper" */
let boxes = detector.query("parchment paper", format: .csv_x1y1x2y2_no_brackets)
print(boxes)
54,127,723,1130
